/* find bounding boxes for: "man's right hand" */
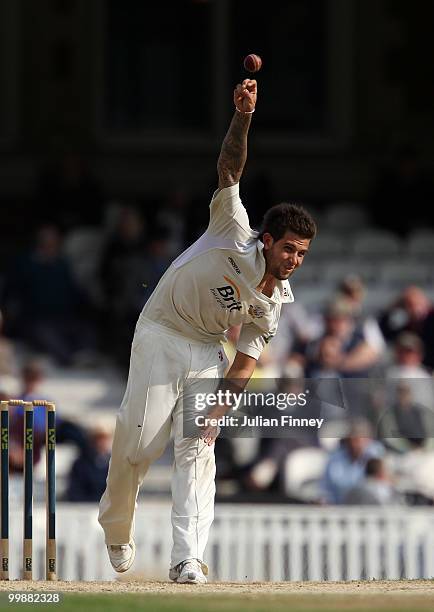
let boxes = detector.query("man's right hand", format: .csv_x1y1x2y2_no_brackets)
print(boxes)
234,79,257,113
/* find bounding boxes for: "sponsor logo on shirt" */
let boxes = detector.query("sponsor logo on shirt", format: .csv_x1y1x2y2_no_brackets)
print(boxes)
248,304,265,319
282,285,291,299
228,257,241,274
210,276,242,312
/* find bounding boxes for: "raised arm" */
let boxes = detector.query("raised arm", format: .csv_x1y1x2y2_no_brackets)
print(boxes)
217,79,257,189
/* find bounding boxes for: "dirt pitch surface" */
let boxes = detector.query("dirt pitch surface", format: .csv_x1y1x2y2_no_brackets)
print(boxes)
1,580,434,612
0,578,433,595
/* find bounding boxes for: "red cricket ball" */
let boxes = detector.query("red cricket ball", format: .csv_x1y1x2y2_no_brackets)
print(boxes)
243,54,262,73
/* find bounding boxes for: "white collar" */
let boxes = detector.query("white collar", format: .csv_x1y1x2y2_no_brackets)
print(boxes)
280,280,294,303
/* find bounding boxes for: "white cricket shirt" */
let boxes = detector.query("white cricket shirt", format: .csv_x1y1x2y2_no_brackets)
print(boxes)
139,184,294,359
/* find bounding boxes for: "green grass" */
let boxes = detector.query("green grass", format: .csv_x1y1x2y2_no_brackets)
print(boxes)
3,593,434,612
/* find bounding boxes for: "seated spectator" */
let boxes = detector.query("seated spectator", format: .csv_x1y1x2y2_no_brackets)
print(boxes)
344,458,402,505
376,382,434,453
4,225,97,366
392,439,434,505
302,300,384,378
270,302,321,376
65,421,113,502
320,419,384,504
379,286,434,371
336,275,386,356
8,359,88,473
307,335,343,379
385,333,433,409
337,275,366,312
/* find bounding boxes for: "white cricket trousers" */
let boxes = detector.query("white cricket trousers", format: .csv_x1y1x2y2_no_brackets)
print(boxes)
98,317,228,568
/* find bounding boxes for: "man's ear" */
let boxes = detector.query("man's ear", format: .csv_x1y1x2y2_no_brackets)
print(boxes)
262,232,274,251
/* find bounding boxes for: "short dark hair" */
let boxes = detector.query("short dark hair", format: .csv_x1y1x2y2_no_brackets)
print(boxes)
259,203,317,242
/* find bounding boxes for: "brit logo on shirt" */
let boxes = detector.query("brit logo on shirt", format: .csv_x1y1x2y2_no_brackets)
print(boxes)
210,276,242,312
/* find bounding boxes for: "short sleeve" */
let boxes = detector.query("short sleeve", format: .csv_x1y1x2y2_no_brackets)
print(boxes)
236,322,268,360
208,184,253,242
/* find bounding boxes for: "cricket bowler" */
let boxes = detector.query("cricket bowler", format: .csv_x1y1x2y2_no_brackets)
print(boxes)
98,78,317,583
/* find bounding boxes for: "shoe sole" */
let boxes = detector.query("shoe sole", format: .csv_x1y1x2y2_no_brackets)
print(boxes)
177,573,207,584
110,541,136,573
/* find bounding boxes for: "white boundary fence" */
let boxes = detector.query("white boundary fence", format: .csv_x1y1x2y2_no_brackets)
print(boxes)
5,502,434,581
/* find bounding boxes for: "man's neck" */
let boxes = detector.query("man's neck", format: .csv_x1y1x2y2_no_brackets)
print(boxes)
257,273,276,298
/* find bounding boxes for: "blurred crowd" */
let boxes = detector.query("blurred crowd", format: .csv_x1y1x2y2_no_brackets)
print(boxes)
4,280,434,506
216,281,434,507
0,152,434,505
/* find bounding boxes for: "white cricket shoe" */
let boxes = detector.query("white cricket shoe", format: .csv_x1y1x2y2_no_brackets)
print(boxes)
169,558,208,584
107,540,136,573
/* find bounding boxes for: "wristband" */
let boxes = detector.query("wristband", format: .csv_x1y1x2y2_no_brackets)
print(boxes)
236,107,255,114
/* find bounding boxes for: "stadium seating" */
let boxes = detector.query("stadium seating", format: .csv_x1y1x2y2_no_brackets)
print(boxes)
307,232,348,260
378,260,433,287
407,229,434,258
283,447,328,502
323,202,371,233
351,230,402,258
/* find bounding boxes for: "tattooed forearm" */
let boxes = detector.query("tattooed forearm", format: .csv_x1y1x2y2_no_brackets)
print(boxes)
217,111,252,189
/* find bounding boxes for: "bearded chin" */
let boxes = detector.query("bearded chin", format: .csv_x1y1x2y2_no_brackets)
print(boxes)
273,268,289,281
279,267,295,280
